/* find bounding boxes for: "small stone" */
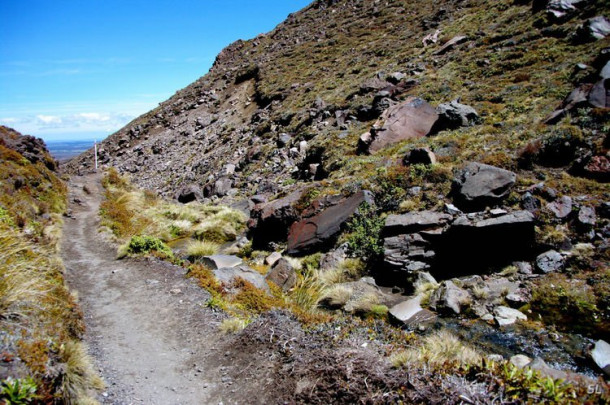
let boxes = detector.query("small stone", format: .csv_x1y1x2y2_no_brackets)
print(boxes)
490,208,508,217
444,203,462,215
591,340,610,377
521,192,540,213
404,147,436,165
535,250,564,273
510,354,533,369
547,196,573,219
265,252,282,267
494,306,527,326
577,206,596,227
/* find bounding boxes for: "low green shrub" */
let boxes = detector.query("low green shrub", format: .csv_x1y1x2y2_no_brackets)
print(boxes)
124,235,173,258
345,203,384,260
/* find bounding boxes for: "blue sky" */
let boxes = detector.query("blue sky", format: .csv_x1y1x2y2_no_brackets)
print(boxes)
0,1,311,141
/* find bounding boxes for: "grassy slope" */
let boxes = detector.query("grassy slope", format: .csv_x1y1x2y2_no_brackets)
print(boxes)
0,128,102,403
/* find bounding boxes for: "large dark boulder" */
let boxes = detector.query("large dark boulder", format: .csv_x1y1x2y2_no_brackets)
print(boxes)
359,97,438,154
286,190,373,255
380,210,535,285
452,162,517,211
248,189,303,248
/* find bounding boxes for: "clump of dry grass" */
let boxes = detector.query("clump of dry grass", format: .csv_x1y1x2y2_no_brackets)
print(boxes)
59,341,105,403
219,317,249,334
187,240,220,258
318,258,365,286
100,169,246,247
390,330,482,369
0,225,103,403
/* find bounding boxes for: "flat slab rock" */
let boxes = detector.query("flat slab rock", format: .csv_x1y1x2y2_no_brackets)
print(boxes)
383,211,452,237
494,306,527,326
213,266,270,292
361,97,438,154
202,255,243,270
389,295,436,326
286,190,373,255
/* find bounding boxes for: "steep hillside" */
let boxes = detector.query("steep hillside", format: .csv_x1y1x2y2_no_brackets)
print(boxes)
67,0,608,199
65,0,610,391
0,126,102,403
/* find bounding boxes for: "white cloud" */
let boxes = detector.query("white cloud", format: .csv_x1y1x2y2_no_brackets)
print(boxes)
36,114,62,124
75,112,111,122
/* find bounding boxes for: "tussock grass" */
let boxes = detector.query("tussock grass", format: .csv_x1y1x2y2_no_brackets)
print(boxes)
59,341,105,403
0,228,52,319
187,240,220,258
390,330,482,369
101,170,246,253
0,225,102,403
321,285,353,308
319,258,365,285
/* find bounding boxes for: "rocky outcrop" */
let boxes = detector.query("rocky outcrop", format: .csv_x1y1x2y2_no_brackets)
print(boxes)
359,97,438,154
0,126,57,171
381,209,535,284
286,190,374,255
452,162,517,211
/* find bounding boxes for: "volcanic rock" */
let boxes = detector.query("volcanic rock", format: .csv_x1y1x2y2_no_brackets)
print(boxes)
265,258,297,292
176,184,203,203
359,97,438,154
452,162,517,211
431,99,479,133
535,250,564,273
494,306,527,326
286,190,373,255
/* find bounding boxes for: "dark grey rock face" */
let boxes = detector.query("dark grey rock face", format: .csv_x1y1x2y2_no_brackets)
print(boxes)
452,162,517,211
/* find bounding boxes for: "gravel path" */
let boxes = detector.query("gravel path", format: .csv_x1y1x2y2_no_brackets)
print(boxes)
61,173,230,405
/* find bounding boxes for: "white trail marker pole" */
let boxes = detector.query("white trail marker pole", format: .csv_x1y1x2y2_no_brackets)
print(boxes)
94,140,98,171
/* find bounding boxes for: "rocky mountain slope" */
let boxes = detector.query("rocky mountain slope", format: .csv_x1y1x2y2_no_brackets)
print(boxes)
65,0,610,388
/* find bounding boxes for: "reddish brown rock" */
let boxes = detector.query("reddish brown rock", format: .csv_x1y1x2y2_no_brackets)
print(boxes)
360,97,438,154
286,190,373,255
583,155,610,182
248,189,303,248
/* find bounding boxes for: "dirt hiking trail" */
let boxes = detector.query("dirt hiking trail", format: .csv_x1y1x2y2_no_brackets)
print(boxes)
61,173,253,405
